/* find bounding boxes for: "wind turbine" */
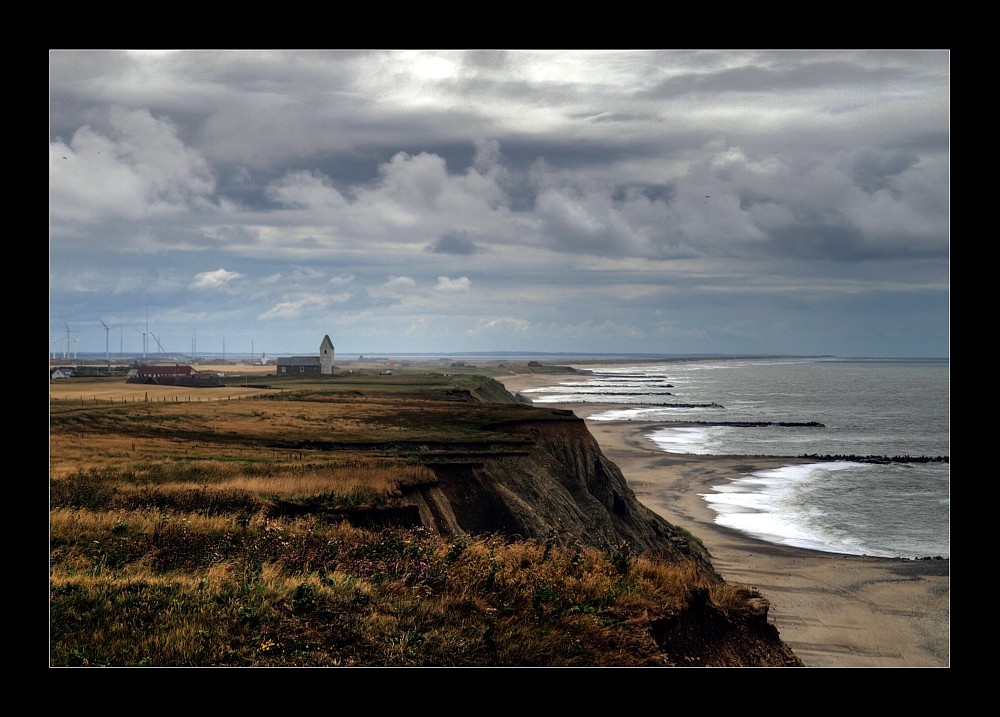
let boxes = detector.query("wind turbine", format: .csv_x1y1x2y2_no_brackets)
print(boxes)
100,319,122,367
151,332,166,354
136,327,148,359
72,337,79,361
63,323,78,360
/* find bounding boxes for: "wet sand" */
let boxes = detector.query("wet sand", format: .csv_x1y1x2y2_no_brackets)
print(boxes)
500,372,950,668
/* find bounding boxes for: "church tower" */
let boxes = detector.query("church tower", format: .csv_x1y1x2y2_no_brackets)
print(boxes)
320,334,335,375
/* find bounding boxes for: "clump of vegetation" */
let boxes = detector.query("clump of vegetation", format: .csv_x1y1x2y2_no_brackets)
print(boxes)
50,460,437,514
51,508,755,666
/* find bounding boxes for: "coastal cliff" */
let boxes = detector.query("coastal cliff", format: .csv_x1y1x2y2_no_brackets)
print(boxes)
382,379,803,666
394,407,802,665
403,409,712,569
50,371,804,666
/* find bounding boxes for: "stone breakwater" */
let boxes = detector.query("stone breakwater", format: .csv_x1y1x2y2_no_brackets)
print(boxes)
676,420,825,427
798,454,948,464
651,421,948,463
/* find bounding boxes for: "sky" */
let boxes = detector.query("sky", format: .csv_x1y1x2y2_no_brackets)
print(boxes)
49,50,949,360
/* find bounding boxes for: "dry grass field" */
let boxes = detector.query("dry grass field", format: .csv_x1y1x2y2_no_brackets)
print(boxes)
49,383,277,403
48,371,527,480
49,365,279,404
48,367,804,667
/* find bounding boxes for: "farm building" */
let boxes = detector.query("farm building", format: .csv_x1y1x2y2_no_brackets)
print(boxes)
126,364,221,387
276,335,335,375
132,364,197,379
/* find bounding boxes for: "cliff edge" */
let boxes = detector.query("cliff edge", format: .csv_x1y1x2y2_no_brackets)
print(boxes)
391,377,802,666
404,409,712,570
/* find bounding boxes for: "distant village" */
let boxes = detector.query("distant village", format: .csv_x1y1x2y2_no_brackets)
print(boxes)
50,334,337,383
49,333,522,382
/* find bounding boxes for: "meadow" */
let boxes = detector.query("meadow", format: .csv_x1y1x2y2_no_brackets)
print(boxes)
49,365,791,667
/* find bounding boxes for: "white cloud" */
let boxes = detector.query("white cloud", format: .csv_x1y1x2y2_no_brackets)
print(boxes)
265,170,348,210
470,316,530,334
190,268,243,290
384,276,417,290
436,276,471,291
257,293,343,321
352,150,509,234
406,52,459,80
533,183,649,257
50,107,216,228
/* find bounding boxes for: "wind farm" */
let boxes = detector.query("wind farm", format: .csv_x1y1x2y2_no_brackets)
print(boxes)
49,313,271,371
56,323,78,360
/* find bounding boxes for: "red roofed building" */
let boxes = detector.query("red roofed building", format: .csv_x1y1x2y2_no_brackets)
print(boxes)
135,364,197,378
126,364,221,387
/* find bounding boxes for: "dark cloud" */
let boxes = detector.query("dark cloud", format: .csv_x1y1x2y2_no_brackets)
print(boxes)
612,184,674,204
846,148,921,194
427,231,481,255
49,50,949,358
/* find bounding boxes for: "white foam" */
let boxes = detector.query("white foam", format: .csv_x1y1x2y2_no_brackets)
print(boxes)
647,426,714,454
700,462,878,555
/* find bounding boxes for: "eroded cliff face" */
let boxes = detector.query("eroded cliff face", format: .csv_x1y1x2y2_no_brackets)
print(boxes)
398,407,801,666
401,409,717,576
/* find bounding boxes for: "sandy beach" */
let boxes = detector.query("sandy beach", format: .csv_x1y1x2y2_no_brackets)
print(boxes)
500,372,950,668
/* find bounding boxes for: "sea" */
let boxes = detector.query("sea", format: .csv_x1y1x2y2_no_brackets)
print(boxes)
518,357,950,560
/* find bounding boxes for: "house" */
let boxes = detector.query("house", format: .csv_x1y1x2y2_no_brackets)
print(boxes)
276,335,335,375
50,367,76,379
